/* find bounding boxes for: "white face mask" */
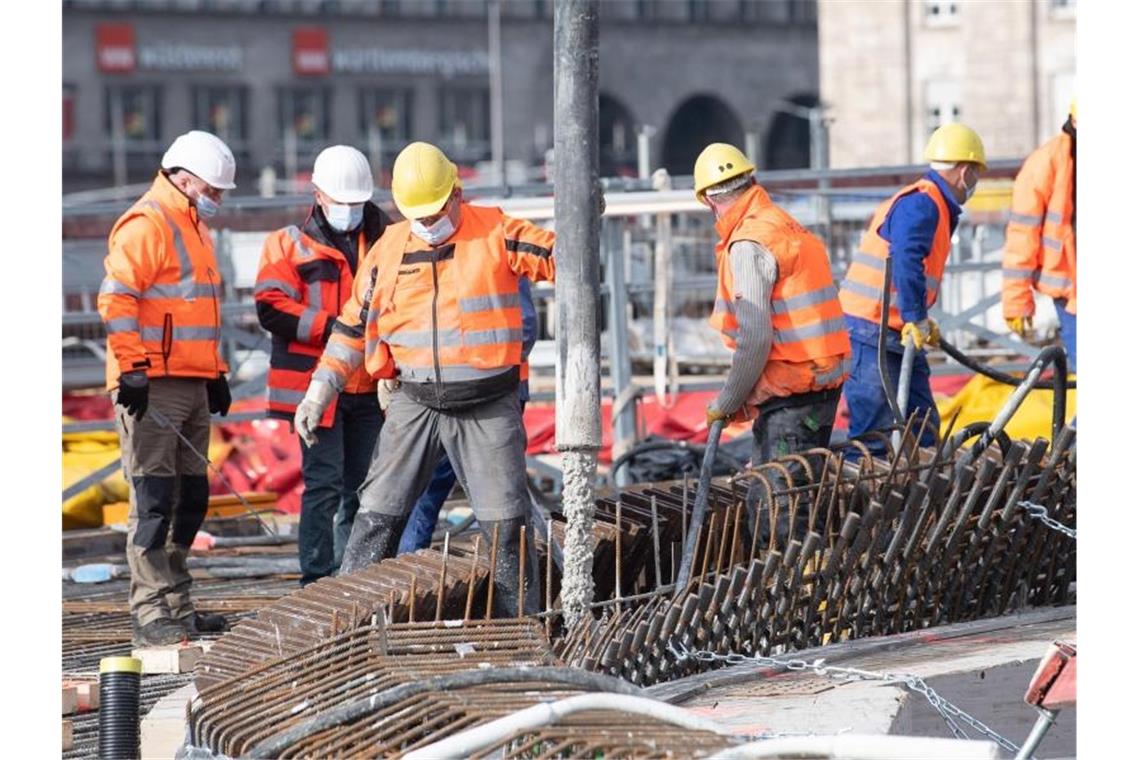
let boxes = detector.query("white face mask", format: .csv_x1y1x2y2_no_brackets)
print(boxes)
961,167,978,202
410,202,458,246
324,202,364,232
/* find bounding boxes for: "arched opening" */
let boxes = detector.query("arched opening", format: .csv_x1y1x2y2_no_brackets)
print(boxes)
764,93,819,170
661,94,744,176
599,93,638,178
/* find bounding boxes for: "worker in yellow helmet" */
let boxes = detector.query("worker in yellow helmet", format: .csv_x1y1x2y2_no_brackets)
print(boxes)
696,143,851,544
298,142,556,616
1002,98,1077,371
839,123,987,451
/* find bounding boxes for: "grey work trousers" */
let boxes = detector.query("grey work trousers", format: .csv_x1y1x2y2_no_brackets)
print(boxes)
113,377,211,627
355,389,530,523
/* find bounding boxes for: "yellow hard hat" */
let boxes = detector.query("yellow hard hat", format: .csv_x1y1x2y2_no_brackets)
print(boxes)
924,123,987,169
390,142,458,219
693,143,755,201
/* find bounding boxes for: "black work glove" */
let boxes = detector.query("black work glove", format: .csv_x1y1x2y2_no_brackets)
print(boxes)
206,373,232,416
116,370,149,420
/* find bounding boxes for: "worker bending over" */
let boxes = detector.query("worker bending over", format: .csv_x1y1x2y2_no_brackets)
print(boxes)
840,124,987,449
255,146,389,585
697,143,851,542
296,142,555,616
98,131,235,646
1003,99,1077,371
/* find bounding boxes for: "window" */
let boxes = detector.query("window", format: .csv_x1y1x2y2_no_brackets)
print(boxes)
105,85,163,152
359,88,413,162
924,0,959,26
924,80,961,137
438,86,490,163
278,87,331,148
192,86,248,146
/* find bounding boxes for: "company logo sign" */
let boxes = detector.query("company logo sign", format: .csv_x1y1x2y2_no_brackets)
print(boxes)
95,23,243,73
293,27,330,76
96,23,135,73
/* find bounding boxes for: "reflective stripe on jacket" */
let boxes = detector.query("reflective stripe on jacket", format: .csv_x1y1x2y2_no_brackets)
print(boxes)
708,184,851,401
316,203,556,391
255,222,377,426
97,172,227,389
839,178,952,332
1002,131,1076,317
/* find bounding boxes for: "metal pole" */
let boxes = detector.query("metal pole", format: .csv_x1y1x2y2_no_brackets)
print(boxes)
554,0,601,630
810,107,833,250
608,222,636,483
367,122,383,183
744,129,760,169
636,126,654,180
1014,708,1058,760
489,0,505,187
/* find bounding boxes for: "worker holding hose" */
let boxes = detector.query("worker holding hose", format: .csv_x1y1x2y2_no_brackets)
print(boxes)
839,124,988,450
297,142,556,616
97,131,235,646
696,143,851,543
1002,99,1077,371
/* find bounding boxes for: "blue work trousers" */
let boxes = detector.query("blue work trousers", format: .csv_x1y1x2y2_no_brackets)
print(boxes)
843,338,940,454
1054,298,1077,373
298,392,383,585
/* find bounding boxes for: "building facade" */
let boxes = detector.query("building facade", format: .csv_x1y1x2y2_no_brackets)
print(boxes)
818,0,1076,168
63,0,821,193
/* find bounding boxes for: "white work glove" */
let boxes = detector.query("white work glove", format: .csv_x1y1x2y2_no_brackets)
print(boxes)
293,379,337,447
376,377,400,412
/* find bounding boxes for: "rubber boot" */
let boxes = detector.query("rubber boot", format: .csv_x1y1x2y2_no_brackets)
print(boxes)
480,517,541,618
338,511,407,575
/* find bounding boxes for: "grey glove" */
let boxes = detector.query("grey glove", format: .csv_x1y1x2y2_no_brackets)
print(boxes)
294,379,337,447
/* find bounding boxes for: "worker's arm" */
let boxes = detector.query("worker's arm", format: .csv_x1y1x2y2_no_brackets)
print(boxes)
502,216,557,283
312,252,374,391
97,216,165,378
519,277,538,359
253,232,333,346
1002,149,1052,318
882,193,940,324
712,240,776,416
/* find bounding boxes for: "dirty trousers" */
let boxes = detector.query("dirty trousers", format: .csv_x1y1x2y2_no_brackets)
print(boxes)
352,390,530,524
114,377,211,627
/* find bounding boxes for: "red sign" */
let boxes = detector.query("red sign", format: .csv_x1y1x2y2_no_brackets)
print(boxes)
292,27,329,76
96,23,135,73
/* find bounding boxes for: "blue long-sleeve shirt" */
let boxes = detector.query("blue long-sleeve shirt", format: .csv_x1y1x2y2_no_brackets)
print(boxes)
846,169,962,350
519,277,537,402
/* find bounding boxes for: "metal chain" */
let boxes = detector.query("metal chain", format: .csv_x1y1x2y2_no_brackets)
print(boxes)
1017,500,1076,540
667,641,1023,755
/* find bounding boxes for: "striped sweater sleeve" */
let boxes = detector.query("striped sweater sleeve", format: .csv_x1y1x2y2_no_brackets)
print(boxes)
714,240,776,415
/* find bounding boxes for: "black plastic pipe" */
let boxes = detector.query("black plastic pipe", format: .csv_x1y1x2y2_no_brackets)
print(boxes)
99,656,142,759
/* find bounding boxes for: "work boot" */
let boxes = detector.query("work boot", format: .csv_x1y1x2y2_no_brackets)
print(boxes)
480,516,541,618
177,611,230,636
132,617,188,647
338,511,407,576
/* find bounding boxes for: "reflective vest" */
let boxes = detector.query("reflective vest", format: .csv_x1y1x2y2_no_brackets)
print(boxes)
839,178,951,332
255,225,376,426
708,184,851,402
1002,132,1076,317
97,172,227,389
316,203,556,389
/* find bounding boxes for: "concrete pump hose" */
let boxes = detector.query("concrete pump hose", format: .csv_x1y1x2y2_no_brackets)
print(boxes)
403,693,738,760
707,734,1000,760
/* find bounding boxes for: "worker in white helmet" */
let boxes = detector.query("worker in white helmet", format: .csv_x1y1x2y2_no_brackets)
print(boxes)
97,130,238,646
254,145,391,585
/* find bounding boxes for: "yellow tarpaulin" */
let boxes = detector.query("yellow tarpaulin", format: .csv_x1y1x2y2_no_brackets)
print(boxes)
937,374,1077,442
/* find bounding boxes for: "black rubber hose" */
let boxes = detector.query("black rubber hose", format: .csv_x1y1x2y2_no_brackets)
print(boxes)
877,256,907,425
1036,345,1069,442
244,667,645,759
950,420,1012,457
608,439,745,486
937,337,1076,390
673,419,725,595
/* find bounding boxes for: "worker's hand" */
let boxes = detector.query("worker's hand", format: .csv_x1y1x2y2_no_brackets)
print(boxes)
901,318,940,351
294,379,337,447
376,377,401,412
116,370,150,420
706,406,733,429
206,373,231,416
1005,316,1033,338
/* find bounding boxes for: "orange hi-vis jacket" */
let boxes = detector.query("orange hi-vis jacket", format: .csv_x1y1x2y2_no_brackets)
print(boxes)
255,222,378,427
98,172,228,390
839,178,952,332
709,184,851,403
315,203,556,396
1002,131,1076,317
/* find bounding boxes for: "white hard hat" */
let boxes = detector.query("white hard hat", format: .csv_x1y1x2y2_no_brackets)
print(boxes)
161,130,237,190
312,145,374,204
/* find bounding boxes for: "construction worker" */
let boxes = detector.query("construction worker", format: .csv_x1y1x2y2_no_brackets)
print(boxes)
396,277,537,554
1002,99,1076,371
254,145,390,585
697,143,851,542
839,123,988,449
97,130,236,646
295,141,556,616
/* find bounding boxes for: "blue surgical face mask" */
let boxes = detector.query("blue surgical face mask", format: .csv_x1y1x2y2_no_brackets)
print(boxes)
195,193,220,218
325,202,364,232
411,202,458,246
